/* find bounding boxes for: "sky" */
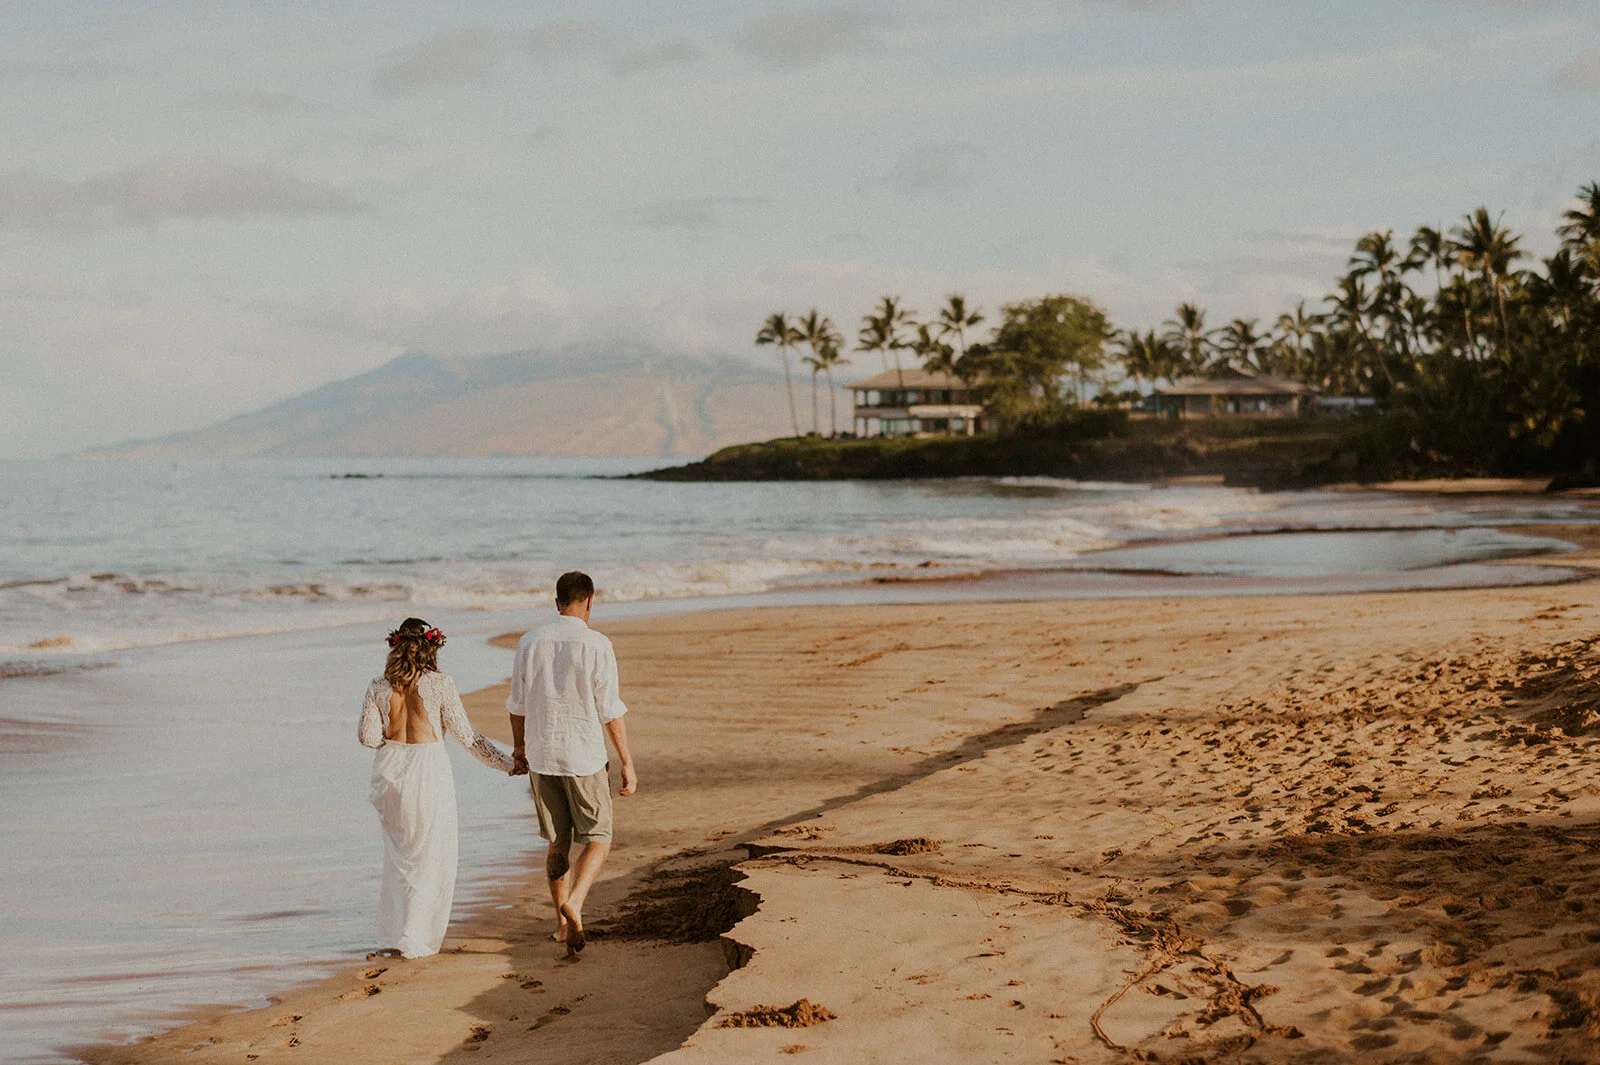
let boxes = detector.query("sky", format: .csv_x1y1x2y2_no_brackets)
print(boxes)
3,0,1599,457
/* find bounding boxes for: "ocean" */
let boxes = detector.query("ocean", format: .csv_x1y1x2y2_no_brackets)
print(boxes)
3,456,1598,1064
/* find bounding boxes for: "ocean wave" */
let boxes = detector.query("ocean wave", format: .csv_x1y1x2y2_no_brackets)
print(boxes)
991,476,1152,492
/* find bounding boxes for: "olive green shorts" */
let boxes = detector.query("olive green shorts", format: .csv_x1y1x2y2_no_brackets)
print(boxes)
531,769,613,846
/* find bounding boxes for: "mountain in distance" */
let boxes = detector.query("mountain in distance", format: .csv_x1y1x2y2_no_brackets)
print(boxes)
81,349,826,459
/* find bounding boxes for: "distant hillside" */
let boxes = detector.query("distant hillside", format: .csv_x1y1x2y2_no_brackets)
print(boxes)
81,350,817,459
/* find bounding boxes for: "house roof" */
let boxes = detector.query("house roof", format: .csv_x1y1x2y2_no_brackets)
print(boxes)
848,369,973,390
1154,370,1315,397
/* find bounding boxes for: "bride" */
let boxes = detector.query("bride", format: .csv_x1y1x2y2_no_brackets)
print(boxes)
358,618,520,958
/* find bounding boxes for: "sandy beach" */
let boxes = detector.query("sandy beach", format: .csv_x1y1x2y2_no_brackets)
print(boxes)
79,565,1600,1064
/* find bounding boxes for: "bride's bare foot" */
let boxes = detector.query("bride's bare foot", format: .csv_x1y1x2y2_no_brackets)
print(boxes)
559,903,584,957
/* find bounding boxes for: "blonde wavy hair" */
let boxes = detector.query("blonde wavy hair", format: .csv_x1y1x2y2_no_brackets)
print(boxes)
384,617,445,690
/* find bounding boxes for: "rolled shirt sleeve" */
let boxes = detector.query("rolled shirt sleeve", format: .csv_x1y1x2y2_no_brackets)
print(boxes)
505,635,526,717
595,639,628,724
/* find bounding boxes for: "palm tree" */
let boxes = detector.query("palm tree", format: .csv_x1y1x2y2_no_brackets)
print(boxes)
809,337,850,436
1118,329,1153,393
1274,301,1320,380
1162,302,1214,375
1559,181,1600,273
1325,272,1393,389
1216,317,1265,372
1409,224,1450,295
857,296,915,387
936,294,984,362
910,322,956,374
1535,248,1588,330
796,309,842,436
1450,207,1524,356
756,312,802,436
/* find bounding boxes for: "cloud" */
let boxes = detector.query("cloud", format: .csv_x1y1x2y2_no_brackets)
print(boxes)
302,254,1178,368
612,40,700,75
0,158,365,233
1090,0,1192,11
887,143,983,196
305,270,588,356
737,6,878,68
373,30,503,94
523,18,610,57
0,270,72,301
1555,49,1600,91
621,196,765,232
173,88,306,113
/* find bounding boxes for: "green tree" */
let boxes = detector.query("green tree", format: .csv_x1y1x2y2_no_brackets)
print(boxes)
910,322,956,375
1450,207,1524,357
936,294,984,365
857,296,916,387
1216,317,1265,372
1559,181,1600,275
961,294,1112,426
808,336,850,437
1162,302,1214,375
1271,301,1321,379
756,312,803,437
797,309,842,436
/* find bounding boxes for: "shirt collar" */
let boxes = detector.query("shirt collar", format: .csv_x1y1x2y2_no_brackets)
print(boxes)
555,614,589,628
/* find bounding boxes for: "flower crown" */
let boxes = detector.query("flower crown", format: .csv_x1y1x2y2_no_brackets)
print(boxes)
387,626,444,648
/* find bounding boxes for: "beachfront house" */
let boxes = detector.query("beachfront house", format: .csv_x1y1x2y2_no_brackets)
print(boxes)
849,369,985,437
1152,367,1317,419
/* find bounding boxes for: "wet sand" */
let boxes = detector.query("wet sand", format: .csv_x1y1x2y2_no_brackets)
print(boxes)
78,572,1600,1064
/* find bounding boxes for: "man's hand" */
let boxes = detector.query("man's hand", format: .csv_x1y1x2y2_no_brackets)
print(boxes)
510,749,529,776
618,761,638,797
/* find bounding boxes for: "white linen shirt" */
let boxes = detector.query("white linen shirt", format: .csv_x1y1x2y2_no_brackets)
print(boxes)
505,615,628,777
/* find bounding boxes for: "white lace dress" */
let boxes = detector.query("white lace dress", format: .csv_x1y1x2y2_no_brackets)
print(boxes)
358,671,512,958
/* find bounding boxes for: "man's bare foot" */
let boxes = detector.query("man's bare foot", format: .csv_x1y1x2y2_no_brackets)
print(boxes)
552,919,568,943
559,903,584,957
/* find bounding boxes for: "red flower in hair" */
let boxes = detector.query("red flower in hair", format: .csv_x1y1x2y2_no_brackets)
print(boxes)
386,626,445,647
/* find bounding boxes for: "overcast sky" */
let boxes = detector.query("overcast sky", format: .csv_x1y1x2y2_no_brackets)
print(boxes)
3,0,1598,456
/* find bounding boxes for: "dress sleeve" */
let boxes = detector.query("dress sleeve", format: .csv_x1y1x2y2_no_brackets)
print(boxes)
359,679,387,749
441,675,514,772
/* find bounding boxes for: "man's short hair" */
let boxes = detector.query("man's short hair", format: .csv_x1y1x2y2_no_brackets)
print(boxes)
555,571,594,607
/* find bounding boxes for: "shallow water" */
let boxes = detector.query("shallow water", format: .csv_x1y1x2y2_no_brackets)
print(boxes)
0,614,533,1065
4,457,1597,661
3,459,1599,1062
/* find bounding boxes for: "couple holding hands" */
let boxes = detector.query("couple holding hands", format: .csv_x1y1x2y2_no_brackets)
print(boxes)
357,571,635,959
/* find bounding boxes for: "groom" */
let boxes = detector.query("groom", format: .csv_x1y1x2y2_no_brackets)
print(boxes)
507,571,638,957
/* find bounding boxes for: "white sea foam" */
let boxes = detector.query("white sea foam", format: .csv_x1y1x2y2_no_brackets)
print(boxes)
4,460,1597,661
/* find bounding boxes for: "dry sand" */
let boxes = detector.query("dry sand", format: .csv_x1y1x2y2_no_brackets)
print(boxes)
81,573,1600,1064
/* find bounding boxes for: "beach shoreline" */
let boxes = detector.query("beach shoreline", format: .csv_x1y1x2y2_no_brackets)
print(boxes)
74,569,1600,1064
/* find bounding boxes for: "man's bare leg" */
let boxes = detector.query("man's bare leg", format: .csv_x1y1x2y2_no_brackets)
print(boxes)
557,840,611,956
546,842,573,942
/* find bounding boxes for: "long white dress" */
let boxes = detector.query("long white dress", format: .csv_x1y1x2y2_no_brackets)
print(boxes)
358,671,512,958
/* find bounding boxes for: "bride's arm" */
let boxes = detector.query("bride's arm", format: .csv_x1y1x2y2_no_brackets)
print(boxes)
358,679,386,749
440,676,515,773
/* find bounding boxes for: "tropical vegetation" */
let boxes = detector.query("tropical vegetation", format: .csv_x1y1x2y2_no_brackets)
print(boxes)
753,181,1600,480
